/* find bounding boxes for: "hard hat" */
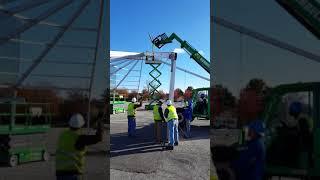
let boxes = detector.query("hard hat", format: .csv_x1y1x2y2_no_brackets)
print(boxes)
69,113,85,128
166,100,172,106
248,120,265,137
289,101,302,114
132,97,137,103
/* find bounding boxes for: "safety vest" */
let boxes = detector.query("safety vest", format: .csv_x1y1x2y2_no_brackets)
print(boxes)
127,103,135,116
56,129,86,174
153,105,162,121
166,105,178,122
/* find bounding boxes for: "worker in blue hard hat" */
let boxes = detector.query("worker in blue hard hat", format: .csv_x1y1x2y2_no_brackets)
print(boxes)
289,101,313,166
232,119,266,180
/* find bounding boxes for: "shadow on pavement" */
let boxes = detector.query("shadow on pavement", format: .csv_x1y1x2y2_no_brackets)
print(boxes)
111,122,209,157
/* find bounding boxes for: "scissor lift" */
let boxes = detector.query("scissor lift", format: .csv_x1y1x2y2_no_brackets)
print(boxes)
0,98,51,166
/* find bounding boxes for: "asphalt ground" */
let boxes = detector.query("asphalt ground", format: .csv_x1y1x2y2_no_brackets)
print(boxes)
110,110,210,180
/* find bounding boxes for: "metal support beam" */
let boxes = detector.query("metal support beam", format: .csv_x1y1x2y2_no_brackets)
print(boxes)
110,60,130,66
14,0,91,88
113,61,139,90
0,0,75,46
159,60,210,81
137,60,143,92
10,39,96,50
214,16,320,63
110,61,134,76
20,85,89,91
87,0,104,129
0,56,93,65
30,74,91,79
0,0,52,14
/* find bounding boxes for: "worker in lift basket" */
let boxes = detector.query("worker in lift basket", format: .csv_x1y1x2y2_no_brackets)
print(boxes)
127,97,142,137
55,113,103,180
231,120,266,180
164,100,179,150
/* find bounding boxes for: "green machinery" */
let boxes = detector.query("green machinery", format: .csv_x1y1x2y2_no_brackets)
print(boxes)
192,87,210,120
276,0,320,40
152,33,210,119
213,82,320,178
110,95,126,114
152,33,210,73
0,98,51,166
145,53,162,110
261,82,320,178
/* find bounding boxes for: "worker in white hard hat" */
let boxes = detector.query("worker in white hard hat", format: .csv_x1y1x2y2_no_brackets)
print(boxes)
164,99,179,150
127,97,142,137
55,113,103,180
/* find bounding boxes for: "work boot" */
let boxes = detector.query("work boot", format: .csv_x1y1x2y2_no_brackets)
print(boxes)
174,142,179,146
166,146,174,150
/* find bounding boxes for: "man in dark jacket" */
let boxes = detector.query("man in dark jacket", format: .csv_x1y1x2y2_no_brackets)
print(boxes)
153,100,165,143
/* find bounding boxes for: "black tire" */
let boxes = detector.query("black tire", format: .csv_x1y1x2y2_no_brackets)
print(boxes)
216,166,236,180
8,154,18,167
42,151,50,161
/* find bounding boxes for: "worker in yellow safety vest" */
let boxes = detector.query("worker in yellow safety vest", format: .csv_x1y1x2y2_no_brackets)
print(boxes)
127,97,142,137
55,113,103,180
164,100,179,150
153,100,165,143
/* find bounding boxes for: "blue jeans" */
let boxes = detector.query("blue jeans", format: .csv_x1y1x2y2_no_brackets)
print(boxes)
56,175,82,180
128,116,136,136
167,119,179,146
185,118,191,138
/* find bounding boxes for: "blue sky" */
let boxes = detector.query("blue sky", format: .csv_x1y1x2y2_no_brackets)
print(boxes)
213,1,320,97
110,0,210,93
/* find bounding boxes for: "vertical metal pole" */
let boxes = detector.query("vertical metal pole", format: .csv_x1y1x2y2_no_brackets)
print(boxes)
87,0,104,129
10,90,17,130
169,59,176,101
137,60,143,93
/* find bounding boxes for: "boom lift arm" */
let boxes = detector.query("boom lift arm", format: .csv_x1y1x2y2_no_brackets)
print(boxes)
152,33,210,73
276,0,320,39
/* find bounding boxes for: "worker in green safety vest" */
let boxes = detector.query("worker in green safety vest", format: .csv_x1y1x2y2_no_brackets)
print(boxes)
55,113,103,180
127,97,142,137
153,100,165,143
164,100,179,150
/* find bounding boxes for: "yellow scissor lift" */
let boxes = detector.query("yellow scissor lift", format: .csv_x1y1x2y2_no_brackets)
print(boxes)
0,98,52,166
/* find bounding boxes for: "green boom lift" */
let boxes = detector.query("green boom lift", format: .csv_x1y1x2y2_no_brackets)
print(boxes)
152,33,210,120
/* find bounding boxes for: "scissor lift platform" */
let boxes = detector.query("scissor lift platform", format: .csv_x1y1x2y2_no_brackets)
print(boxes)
0,100,52,166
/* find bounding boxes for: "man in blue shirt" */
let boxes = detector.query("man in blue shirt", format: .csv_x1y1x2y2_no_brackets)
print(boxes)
183,98,193,138
232,120,266,180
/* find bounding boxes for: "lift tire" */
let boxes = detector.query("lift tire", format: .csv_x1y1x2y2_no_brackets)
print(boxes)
216,165,236,180
42,151,50,161
8,154,18,167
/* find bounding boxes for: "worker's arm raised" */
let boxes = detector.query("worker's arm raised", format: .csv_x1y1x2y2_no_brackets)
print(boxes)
75,120,104,150
134,100,143,108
